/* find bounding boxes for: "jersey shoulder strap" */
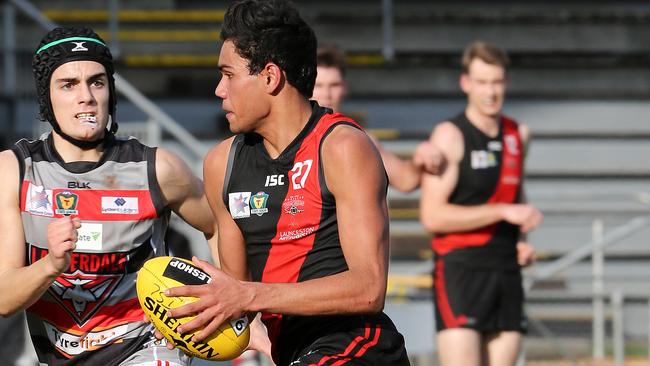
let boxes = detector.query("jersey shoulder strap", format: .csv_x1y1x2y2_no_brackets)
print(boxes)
222,134,246,206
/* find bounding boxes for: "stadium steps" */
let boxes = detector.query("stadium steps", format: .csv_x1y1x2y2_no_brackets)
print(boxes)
13,2,650,98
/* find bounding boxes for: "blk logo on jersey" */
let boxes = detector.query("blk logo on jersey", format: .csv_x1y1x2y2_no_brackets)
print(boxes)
49,269,122,326
229,192,251,219
68,181,91,189
250,192,269,216
55,191,79,216
26,183,53,217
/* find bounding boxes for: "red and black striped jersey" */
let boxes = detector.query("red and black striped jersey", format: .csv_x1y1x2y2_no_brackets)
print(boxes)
223,103,373,363
432,112,523,269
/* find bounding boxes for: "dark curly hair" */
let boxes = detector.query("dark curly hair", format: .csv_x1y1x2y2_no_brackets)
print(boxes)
32,26,117,140
221,0,317,98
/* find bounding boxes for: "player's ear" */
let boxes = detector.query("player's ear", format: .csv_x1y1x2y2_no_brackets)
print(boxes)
459,73,470,94
263,62,284,95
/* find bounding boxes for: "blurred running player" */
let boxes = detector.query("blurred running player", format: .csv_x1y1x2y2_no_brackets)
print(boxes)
420,41,542,366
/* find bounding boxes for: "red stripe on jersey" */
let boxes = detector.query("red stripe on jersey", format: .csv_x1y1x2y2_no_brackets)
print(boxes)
21,181,157,221
433,117,522,255
28,298,144,333
433,259,467,328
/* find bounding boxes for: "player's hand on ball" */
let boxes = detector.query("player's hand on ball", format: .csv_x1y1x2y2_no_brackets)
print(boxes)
166,256,253,343
46,217,81,274
248,315,274,363
142,314,175,350
137,256,250,360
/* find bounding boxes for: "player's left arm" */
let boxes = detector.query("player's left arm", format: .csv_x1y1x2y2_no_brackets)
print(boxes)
516,123,539,267
155,148,219,263
166,125,390,342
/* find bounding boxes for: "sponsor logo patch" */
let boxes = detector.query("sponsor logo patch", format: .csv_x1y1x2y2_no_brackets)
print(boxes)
504,134,520,155
278,226,317,241
229,192,251,219
26,183,54,217
55,191,79,216
76,223,103,251
282,195,305,216
101,196,139,214
44,321,129,356
250,191,269,216
470,150,497,170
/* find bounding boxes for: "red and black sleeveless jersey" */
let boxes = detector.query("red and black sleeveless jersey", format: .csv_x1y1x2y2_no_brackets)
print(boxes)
222,103,377,363
432,112,522,269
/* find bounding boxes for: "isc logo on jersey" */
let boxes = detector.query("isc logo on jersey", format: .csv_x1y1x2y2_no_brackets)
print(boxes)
136,256,250,361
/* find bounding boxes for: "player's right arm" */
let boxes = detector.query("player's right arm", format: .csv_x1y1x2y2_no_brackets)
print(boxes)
202,139,274,356
0,150,78,316
202,137,248,281
419,122,540,234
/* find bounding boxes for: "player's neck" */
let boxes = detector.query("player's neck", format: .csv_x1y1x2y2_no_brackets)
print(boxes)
259,96,313,159
465,106,500,138
51,132,104,163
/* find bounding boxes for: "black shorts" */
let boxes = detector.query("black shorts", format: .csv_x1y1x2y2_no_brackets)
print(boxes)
432,258,526,333
284,313,410,366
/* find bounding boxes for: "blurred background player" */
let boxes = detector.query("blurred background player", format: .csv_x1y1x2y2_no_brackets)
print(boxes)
312,44,444,192
162,1,410,365
0,26,218,366
419,41,543,366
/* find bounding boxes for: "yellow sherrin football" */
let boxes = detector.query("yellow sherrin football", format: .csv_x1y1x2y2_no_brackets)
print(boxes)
136,256,249,360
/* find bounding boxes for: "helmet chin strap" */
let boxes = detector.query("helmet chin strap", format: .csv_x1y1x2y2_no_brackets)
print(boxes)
49,115,115,150
50,123,108,150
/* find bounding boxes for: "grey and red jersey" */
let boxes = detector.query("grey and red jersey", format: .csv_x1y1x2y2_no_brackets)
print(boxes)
432,112,523,270
13,134,169,365
222,103,392,364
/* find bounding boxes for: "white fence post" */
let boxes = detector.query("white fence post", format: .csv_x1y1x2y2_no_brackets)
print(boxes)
592,219,605,360
612,290,624,366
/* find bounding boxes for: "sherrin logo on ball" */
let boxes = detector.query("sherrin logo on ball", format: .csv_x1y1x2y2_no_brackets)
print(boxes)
136,256,250,360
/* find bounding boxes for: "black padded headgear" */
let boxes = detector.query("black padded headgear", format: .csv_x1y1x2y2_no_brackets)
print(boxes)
32,26,117,149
